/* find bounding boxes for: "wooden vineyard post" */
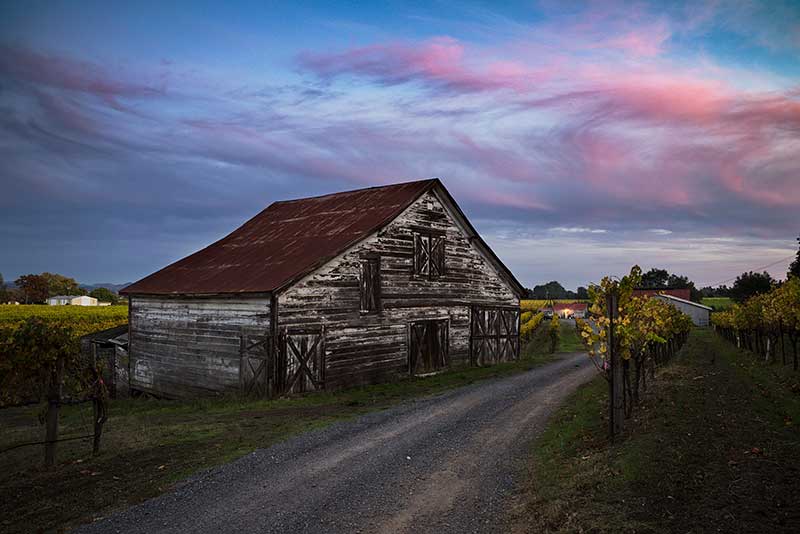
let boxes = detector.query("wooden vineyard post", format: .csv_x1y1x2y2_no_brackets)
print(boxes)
607,292,623,440
779,319,786,366
44,355,65,468
92,348,108,455
92,394,106,455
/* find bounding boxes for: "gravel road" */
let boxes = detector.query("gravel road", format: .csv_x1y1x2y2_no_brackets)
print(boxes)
78,353,595,534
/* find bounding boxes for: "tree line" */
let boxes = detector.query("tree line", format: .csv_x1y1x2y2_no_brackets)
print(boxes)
0,272,121,305
526,267,701,302
525,232,800,306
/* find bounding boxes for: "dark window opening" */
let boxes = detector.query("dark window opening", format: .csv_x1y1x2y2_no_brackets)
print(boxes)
359,257,381,312
409,319,449,375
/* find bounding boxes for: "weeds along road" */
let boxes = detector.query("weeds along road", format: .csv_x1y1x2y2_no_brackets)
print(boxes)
78,353,596,534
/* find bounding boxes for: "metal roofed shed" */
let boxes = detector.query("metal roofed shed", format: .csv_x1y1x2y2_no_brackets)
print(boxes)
653,294,712,327
121,179,526,398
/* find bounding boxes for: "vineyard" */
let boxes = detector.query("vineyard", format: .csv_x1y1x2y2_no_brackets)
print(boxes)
575,266,693,437
521,299,588,312
712,277,800,369
0,305,128,407
0,304,128,334
520,311,545,342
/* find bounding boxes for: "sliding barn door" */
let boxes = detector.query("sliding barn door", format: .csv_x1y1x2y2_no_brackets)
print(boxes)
470,307,519,366
282,329,325,395
240,328,325,398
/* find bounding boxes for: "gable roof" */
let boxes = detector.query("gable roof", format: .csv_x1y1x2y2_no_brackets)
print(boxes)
121,179,525,297
653,293,713,311
632,287,691,301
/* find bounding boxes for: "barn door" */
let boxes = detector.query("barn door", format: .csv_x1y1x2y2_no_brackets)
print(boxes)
409,320,449,375
282,329,325,395
239,334,276,398
470,307,519,366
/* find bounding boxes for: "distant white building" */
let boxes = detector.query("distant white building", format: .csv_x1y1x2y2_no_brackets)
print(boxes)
47,295,99,306
653,294,712,327
47,296,74,306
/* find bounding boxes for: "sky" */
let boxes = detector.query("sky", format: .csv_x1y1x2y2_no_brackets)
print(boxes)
1,0,798,290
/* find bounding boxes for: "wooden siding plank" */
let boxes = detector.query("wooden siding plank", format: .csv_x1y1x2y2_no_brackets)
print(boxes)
279,190,518,390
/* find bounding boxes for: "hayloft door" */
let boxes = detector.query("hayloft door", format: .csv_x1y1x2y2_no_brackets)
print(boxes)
409,320,449,375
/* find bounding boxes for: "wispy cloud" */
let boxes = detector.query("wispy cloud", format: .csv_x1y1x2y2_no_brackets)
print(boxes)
0,0,798,286
550,227,608,234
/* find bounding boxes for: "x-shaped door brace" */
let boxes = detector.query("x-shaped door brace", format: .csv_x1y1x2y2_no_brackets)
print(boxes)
285,335,322,391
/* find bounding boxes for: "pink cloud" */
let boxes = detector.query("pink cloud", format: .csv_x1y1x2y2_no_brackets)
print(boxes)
297,37,547,93
0,45,165,109
4,35,797,246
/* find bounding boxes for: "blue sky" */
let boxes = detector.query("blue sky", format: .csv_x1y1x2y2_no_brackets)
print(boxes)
1,0,798,289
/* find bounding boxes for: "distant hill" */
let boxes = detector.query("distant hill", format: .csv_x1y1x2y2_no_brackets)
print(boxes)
80,282,133,294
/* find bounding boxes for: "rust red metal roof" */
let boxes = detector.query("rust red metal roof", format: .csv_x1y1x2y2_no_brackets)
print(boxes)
122,180,439,295
632,288,692,301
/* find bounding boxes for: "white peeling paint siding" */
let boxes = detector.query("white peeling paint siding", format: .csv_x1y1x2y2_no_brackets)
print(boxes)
279,190,520,389
653,295,710,327
128,296,271,397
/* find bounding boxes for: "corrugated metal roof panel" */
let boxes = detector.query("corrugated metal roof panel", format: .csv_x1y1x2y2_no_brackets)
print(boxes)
121,179,438,295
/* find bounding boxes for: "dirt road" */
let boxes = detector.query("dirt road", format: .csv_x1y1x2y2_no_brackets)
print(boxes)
78,353,595,534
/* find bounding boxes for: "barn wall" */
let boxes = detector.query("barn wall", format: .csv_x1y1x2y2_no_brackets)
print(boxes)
279,190,519,390
128,295,271,397
654,296,710,327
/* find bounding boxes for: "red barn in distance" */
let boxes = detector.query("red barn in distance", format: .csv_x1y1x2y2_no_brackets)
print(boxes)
541,302,588,319
632,287,692,301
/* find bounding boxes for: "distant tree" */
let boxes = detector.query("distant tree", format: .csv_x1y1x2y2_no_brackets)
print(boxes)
15,274,50,304
730,271,775,303
640,268,669,288
40,272,83,297
89,287,118,304
531,281,570,299
665,274,703,303
524,287,535,298
576,286,589,299
6,287,23,303
639,268,702,302
0,273,8,303
789,234,800,280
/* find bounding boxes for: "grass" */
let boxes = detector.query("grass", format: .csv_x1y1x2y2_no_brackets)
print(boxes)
0,344,557,534
702,296,734,311
514,328,800,533
557,318,585,353
526,318,585,356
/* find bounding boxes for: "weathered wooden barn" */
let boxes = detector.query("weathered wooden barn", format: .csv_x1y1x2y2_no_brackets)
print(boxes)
120,179,525,398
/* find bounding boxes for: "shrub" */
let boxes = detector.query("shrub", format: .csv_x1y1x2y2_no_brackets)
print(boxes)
521,312,545,342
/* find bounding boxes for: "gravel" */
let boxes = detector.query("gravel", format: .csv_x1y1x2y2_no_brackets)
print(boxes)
77,353,595,534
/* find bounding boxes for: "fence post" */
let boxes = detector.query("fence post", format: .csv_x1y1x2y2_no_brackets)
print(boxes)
779,320,786,366
44,355,65,468
607,292,623,440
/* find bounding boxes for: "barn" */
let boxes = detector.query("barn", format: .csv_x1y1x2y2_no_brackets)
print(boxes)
653,294,712,327
120,179,525,398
